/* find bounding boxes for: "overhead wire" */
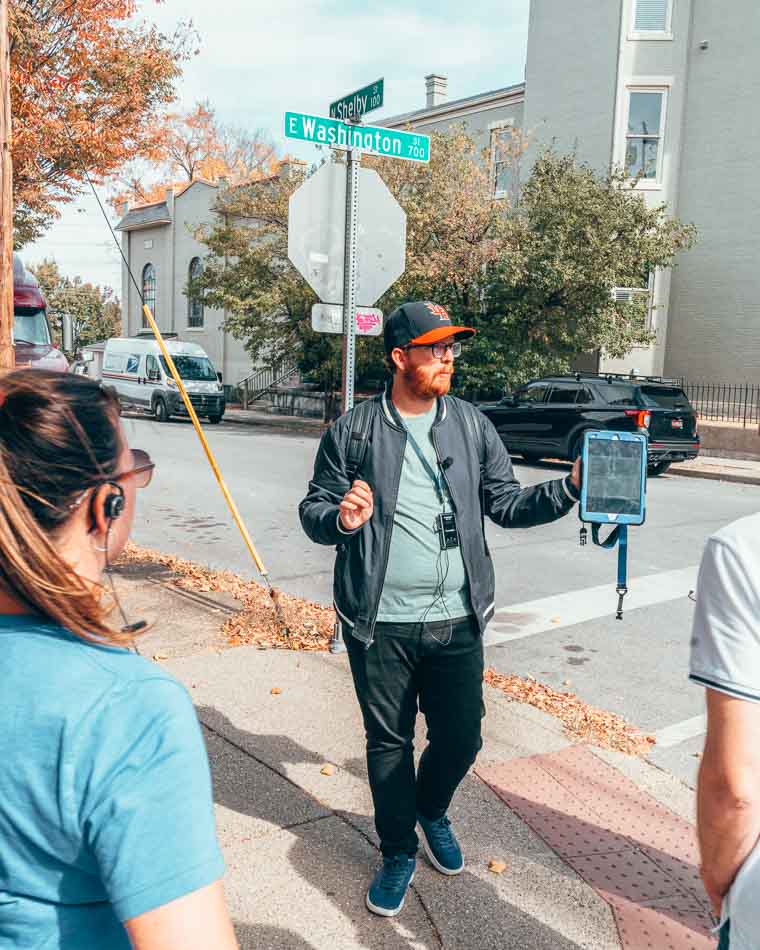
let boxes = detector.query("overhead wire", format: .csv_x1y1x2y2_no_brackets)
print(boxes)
51,106,290,636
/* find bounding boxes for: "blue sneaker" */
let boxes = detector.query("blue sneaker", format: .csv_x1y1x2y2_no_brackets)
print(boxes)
366,855,416,917
417,813,464,875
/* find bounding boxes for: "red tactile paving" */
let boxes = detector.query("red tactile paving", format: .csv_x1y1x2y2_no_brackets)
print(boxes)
476,746,716,949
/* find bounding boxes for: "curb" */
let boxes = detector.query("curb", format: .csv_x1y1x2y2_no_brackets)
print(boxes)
223,411,327,435
668,466,760,487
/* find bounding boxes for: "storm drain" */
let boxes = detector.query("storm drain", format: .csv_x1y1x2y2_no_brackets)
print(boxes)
476,746,715,949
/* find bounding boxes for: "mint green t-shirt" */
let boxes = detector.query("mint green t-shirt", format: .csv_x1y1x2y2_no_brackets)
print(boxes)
376,404,472,623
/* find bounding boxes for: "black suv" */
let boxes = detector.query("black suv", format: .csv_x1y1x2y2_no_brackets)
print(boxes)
478,373,700,476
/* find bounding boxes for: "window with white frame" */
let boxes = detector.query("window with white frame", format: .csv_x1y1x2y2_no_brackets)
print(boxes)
490,125,515,198
142,263,156,328
612,273,655,327
625,90,666,181
632,0,671,35
187,257,204,328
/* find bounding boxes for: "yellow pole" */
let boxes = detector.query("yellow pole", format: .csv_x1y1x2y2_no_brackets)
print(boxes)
141,304,268,577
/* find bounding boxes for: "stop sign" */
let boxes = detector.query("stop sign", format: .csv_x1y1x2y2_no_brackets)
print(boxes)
287,162,406,307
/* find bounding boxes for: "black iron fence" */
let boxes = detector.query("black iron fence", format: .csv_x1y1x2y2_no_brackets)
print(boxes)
683,382,760,428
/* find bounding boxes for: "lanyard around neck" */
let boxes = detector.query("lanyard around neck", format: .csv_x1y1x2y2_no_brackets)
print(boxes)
402,420,445,504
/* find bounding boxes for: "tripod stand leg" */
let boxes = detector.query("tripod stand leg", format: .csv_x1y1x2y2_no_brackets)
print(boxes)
329,621,347,655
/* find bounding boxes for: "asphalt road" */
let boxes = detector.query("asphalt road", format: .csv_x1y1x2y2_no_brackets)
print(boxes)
123,413,760,788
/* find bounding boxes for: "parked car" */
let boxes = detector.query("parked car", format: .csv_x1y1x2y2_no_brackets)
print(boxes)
477,373,700,476
102,334,226,424
12,253,70,372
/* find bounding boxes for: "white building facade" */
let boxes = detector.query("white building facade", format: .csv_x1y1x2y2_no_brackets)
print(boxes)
116,181,254,390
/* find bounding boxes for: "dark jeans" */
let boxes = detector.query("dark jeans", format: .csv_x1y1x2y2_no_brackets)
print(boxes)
345,615,484,857
718,921,730,950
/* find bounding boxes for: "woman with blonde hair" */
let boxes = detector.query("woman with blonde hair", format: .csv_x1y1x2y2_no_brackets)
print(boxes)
0,370,238,950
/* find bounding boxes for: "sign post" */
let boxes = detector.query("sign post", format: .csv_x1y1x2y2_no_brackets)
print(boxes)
341,145,361,414
285,82,430,655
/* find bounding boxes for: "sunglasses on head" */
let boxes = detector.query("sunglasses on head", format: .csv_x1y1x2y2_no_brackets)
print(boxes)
67,449,155,512
114,449,155,489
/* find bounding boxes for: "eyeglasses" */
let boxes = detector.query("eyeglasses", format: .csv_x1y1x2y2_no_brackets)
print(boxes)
115,449,155,489
67,449,155,511
404,341,463,359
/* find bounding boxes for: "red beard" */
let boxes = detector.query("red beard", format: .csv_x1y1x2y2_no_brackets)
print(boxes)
405,363,453,399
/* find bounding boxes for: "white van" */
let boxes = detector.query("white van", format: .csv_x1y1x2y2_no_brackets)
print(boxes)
102,335,226,424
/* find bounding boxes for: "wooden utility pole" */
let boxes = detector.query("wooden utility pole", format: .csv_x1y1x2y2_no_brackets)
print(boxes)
0,0,14,371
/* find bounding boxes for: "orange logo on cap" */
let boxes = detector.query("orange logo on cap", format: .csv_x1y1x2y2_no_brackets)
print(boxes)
425,304,450,321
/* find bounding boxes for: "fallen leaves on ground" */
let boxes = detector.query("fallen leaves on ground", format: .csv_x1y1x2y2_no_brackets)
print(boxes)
488,859,507,874
270,687,282,695
320,764,336,776
119,542,333,651
119,544,655,756
484,668,655,757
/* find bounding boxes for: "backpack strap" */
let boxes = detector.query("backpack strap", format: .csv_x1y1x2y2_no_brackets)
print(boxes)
345,399,375,483
458,399,486,474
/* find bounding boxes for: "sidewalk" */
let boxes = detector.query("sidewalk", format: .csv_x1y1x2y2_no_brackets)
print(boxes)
115,560,716,950
223,406,760,488
668,454,760,486
224,407,328,434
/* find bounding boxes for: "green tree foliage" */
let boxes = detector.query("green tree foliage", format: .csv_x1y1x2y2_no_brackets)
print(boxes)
30,260,122,354
194,130,697,405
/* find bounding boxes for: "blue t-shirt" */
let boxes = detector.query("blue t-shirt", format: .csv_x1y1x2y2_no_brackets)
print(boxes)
0,614,224,949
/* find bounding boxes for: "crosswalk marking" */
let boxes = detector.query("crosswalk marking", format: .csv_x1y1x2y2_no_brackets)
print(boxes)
653,714,707,748
484,566,699,645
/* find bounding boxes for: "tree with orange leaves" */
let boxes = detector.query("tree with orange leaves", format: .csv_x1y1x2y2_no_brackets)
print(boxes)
114,100,279,209
9,0,195,246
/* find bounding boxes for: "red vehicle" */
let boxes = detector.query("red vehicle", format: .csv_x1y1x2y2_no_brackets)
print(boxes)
12,253,69,372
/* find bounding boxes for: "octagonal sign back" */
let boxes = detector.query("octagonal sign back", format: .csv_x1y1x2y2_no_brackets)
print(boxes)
288,162,406,307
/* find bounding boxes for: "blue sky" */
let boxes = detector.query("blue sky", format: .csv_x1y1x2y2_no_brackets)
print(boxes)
26,0,530,294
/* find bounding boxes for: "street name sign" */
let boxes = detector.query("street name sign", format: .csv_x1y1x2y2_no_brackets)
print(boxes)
288,162,406,307
311,304,383,336
330,78,384,121
284,111,430,163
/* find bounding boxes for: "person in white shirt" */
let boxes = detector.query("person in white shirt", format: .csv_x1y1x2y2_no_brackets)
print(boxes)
690,513,760,950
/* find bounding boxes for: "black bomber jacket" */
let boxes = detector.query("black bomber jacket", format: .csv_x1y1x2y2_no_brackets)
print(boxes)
299,388,578,645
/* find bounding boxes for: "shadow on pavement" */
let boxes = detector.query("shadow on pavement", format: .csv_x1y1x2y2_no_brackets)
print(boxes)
202,706,590,950
234,922,317,950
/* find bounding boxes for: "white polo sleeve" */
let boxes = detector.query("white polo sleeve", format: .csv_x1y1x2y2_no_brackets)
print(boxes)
689,536,760,703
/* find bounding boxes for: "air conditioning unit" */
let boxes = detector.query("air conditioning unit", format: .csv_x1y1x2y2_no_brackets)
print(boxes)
611,287,650,303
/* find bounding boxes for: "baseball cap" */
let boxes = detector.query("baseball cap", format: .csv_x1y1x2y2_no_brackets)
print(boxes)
384,301,476,355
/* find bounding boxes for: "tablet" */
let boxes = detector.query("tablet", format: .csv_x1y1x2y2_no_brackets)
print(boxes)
580,431,647,526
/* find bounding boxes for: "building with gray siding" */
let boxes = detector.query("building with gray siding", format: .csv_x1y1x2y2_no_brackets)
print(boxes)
387,0,759,384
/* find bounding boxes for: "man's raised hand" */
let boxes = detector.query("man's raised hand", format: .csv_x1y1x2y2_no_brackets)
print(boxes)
339,480,374,532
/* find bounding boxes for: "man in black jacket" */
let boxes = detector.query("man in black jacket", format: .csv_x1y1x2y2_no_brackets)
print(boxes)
299,300,580,917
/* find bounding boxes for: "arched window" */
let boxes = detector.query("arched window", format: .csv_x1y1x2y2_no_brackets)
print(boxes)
142,263,156,328
187,257,204,328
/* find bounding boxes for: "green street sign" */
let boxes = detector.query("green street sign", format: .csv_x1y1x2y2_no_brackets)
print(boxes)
330,79,384,121
284,111,430,163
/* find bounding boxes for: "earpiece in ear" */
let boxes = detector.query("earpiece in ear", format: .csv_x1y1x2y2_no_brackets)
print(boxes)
103,483,125,521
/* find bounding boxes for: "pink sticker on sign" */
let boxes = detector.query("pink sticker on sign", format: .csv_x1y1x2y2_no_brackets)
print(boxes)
356,311,381,333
